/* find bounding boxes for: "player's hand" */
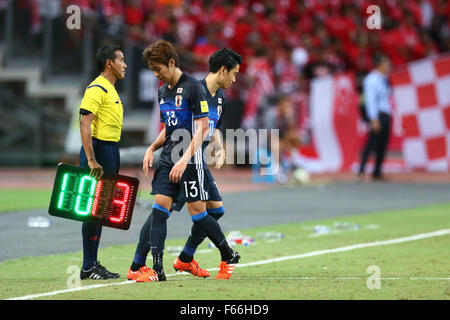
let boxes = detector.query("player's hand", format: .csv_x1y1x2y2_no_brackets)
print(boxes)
143,147,154,176
371,119,381,133
88,159,104,180
169,159,187,183
214,148,226,170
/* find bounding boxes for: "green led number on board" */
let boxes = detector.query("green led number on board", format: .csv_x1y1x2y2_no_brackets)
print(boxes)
74,175,97,216
57,172,77,211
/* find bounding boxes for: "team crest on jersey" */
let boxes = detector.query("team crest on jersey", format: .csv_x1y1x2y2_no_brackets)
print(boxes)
177,87,183,94
217,105,222,117
175,95,183,108
218,98,222,104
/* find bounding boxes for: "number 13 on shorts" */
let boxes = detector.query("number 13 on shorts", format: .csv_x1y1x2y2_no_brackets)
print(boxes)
183,181,198,198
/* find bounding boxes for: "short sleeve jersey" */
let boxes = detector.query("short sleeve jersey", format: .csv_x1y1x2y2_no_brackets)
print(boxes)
79,75,124,142
158,72,209,168
200,79,226,150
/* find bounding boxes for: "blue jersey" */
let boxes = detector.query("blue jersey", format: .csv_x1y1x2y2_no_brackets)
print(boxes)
201,79,226,150
158,72,209,168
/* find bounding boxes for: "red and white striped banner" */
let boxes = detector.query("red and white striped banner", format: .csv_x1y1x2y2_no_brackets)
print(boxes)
391,53,450,171
299,73,360,172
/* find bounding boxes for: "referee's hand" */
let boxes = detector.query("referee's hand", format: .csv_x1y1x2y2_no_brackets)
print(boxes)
88,159,104,180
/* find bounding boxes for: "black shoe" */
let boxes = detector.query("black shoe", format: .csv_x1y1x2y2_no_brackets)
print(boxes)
96,261,120,279
152,253,166,281
80,265,109,280
153,263,166,281
155,268,166,281
225,249,241,264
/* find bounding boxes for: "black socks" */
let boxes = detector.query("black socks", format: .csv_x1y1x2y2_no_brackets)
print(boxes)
190,210,233,261
180,208,225,262
130,203,170,271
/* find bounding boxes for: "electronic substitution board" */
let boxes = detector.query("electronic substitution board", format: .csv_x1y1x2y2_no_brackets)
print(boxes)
48,163,139,230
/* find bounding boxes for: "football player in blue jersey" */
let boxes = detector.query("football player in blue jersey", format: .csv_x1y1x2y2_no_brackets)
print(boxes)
127,40,240,282
172,48,243,279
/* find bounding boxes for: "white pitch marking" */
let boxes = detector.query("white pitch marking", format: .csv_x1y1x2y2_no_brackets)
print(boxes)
234,276,450,281
7,228,450,300
234,229,450,268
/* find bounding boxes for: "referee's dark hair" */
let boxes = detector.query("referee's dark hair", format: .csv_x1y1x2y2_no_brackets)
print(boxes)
96,45,122,72
209,48,243,73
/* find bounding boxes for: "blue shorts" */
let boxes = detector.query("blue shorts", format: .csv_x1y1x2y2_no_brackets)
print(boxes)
79,138,120,174
170,167,222,212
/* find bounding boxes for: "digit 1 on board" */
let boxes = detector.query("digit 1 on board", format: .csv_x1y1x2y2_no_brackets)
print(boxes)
57,172,77,211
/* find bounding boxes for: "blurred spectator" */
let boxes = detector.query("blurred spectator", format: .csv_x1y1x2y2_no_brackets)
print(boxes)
242,47,275,129
176,3,201,49
98,0,124,37
419,0,434,30
123,0,145,42
273,95,303,183
192,29,221,72
289,74,310,145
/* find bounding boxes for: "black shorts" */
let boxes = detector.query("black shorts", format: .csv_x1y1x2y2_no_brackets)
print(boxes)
171,167,222,212
151,165,221,209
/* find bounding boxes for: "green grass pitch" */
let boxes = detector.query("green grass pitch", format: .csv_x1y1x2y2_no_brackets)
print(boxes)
1,202,449,300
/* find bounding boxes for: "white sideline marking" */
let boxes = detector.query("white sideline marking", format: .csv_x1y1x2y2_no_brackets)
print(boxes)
234,228,450,268
238,277,450,281
7,228,450,300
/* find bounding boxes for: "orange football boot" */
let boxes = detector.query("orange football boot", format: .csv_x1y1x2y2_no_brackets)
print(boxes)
215,250,240,279
127,266,153,281
215,261,237,279
135,268,160,282
173,257,210,278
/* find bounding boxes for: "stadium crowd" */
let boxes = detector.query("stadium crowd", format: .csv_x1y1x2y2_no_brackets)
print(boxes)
11,0,450,125
4,0,450,147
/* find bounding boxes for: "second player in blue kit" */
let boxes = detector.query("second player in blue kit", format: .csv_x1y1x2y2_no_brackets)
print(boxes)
172,48,243,279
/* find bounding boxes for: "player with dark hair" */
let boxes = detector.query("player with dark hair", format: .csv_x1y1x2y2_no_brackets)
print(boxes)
126,40,240,282
172,48,243,279
78,45,127,280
